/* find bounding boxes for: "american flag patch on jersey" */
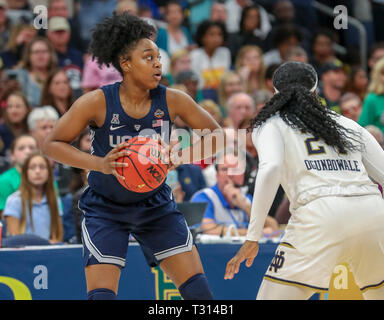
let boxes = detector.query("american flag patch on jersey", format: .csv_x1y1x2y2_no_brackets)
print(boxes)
152,119,163,127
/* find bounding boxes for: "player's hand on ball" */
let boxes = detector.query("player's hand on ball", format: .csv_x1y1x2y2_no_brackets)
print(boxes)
224,240,259,280
157,135,179,172
100,142,131,180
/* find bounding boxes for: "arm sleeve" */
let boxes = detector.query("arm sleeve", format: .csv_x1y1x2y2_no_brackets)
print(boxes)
361,126,384,185
246,121,284,242
3,195,22,219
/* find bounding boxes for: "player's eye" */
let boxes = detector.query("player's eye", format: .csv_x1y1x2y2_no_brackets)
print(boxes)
146,55,153,61
158,55,161,61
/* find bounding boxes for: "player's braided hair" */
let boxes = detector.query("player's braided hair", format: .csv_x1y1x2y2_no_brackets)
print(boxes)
89,12,156,76
250,62,362,154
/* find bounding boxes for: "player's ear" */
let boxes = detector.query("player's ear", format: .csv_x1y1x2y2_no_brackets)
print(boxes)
120,57,131,73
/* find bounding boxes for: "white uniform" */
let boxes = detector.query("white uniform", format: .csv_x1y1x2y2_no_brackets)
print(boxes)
247,113,384,294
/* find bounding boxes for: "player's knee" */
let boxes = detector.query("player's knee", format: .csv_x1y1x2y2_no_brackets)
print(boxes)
178,273,214,300
87,288,117,300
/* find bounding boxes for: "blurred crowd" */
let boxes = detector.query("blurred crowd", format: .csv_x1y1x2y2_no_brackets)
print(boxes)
1,0,384,246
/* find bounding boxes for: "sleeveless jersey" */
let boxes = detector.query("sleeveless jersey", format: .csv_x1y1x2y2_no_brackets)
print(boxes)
87,82,172,204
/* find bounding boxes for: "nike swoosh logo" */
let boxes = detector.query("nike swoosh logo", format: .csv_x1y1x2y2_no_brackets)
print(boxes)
110,125,126,131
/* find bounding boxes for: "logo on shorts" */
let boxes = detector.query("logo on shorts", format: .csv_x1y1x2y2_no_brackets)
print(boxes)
269,250,285,273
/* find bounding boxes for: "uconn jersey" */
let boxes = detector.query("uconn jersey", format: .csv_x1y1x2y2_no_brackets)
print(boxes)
87,82,172,204
253,113,381,212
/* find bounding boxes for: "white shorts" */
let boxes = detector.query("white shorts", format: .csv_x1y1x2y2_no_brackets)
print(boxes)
264,195,384,292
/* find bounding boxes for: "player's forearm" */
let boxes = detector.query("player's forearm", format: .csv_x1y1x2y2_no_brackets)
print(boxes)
43,140,103,172
171,128,225,165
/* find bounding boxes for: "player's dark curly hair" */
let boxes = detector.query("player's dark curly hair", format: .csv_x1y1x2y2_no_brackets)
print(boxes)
89,12,156,75
250,62,362,154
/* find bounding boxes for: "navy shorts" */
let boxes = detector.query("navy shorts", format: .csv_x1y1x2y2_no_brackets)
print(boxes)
78,184,193,268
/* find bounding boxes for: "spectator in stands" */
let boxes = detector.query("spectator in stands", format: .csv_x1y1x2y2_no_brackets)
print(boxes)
5,0,32,25
190,20,231,90
200,99,222,126
0,67,21,107
226,92,255,130
0,0,12,52
155,0,194,56
264,63,280,94
46,17,83,99
27,105,59,150
252,89,272,116
358,57,384,135
0,134,37,214
14,37,58,107
309,28,337,75
210,1,227,24
227,5,265,63
339,92,362,122
346,66,368,101
318,59,347,114
41,68,73,117
191,151,278,236
368,42,384,72
47,0,86,54
174,70,202,102
0,91,30,159
365,125,384,149
3,152,63,243
285,46,308,63
115,0,138,16
217,71,245,121
168,49,191,83
0,22,37,69
235,45,266,94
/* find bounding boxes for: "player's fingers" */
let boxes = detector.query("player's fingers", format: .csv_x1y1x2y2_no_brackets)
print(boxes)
112,168,125,180
224,258,239,280
245,256,255,268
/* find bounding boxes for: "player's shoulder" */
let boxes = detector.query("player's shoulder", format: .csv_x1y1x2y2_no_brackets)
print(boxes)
330,111,361,131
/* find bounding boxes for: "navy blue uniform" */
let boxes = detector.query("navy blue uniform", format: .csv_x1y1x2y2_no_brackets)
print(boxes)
79,82,192,268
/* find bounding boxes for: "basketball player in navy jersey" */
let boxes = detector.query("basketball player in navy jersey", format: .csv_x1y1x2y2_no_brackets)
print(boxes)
43,13,224,300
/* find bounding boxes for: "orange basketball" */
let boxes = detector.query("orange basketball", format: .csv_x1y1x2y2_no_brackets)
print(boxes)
116,137,168,193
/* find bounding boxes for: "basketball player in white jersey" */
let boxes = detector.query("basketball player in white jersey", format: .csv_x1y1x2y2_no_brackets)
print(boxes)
224,61,384,300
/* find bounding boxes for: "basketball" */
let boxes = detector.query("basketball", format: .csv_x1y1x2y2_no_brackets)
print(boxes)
116,137,168,193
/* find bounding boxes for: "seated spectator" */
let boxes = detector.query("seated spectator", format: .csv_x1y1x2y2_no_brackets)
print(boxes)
226,92,255,130
359,57,384,136
217,71,245,120
0,0,13,52
4,0,33,25
191,152,278,236
346,66,368,101
155,0,194,56
252,89,272,115
0,91,30,160
264,63,280,94
3,152,63,243
46,17,83,98
317,59,347,114
210,1,227,24
0,67,22,108
115,0,138,16
368,42,384,72
174,70,202,102
41,68,73,116
263,24,302,68
339,92,362,122
309,28,337,75
0,134,37,215
168,48,192,84
235,45,266,94
190,20,231,90
27,105,59,149
14,36,58,107
0,22,37,69
285,46,308,63
199,99,222,126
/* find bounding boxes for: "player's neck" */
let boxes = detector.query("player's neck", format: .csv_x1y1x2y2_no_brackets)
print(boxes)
119,81,150,107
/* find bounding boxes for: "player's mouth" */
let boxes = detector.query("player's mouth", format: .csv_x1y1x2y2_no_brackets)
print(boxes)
153,72,162,81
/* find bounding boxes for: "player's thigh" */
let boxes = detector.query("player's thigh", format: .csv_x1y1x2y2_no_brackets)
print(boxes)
257,278,316,300
85,264,121,294
159,245,205,288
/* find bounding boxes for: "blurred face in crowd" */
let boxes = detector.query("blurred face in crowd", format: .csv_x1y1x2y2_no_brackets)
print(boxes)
323,69,347,91
0,2,7,25
242,7,259,32
352,69,368,91
49,70,71,100
30,41,52,70
228,93,255,128
183,79,198,99
165,3,184,28
47,29,71,48
79,132,92,153
210,3,227,23
240,48,262,72
224,74,243,99
48,0,69,18
313,34,333,59
279,36,299,60
202,25,224,53
173,54,191,76
27,155,49,187
31,119,57,148
369,48,384,70
340,98,362,122
11,136,37,167
7,0,27,9
5,94,29,125
274,0,294,23
216,154,245,191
